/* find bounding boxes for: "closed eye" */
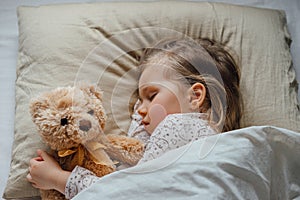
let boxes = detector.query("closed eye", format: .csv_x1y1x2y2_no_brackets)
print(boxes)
139,85,158,102
148,93,157,101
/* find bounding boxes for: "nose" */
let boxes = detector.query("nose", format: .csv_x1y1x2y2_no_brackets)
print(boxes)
79,119,92,131
137,104,147,118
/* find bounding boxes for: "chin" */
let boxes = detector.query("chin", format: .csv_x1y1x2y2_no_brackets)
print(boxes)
144,125,154,135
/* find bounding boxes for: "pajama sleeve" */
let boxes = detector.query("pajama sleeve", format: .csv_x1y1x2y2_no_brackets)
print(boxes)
65,166,100,199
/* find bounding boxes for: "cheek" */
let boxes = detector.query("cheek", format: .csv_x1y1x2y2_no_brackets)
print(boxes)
152,92,181,114
148,104,167,128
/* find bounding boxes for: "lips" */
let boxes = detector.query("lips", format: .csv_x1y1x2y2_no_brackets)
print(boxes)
142,120,152,134
142,120,150,126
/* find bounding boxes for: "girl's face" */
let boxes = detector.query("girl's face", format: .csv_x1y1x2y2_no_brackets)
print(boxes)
138,66,191,134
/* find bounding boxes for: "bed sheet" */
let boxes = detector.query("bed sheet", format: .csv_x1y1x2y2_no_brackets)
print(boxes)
0,0,299,199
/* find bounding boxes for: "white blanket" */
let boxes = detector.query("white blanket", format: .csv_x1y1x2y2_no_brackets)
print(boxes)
73,126,300,200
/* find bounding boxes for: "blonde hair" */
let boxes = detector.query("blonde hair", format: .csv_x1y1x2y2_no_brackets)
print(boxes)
139,38,242,132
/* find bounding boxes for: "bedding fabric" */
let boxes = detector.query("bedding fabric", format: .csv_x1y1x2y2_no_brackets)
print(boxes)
73,126,300,200
4,1,300,199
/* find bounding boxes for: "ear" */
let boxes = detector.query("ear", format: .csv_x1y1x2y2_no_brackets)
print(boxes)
188,83,206,111
89,85,103,101
29,96,50,120
79,82,103,101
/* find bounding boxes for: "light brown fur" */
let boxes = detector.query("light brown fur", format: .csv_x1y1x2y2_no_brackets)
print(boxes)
30,83,144,200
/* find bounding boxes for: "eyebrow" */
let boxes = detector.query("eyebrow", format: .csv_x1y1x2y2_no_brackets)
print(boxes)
138,85,149,99
138,85,156,99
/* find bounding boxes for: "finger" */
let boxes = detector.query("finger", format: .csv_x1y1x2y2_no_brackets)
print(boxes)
34,156,44,162
29,158,37,166
26,173,34,183
29,157,42,166
36,149,43,156
37,149,50,161
31,182,40,189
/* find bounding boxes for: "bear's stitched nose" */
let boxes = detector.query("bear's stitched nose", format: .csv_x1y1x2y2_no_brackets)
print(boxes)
79,119,92,131
60,118,68,126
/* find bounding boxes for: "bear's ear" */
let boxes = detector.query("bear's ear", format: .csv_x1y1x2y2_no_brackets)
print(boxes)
79,82,103,101
88,84,103,101
29,96,50,119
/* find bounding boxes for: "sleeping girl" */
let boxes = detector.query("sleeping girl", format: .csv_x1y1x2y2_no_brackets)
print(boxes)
27,37,242,199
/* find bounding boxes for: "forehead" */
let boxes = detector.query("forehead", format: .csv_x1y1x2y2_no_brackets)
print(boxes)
139,66,164,82
138,65,186,98
138,65,175,88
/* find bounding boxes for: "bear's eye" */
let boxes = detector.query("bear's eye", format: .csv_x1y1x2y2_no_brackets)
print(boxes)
87,109,94,116
60,118,68,126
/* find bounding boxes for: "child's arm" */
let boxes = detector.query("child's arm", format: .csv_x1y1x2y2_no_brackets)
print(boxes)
65,166,99,199
27,150,100,199
27,149,71,194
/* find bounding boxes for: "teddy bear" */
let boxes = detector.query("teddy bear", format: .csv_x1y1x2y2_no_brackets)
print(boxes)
29,83,144,200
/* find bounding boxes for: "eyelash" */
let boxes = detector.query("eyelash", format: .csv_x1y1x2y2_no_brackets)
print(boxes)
148,93,157,101
138,87,158,103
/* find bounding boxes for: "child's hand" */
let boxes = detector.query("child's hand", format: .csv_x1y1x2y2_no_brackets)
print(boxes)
27,149,71,194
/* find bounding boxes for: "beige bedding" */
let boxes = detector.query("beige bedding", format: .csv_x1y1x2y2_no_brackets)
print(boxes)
4,1,299,199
